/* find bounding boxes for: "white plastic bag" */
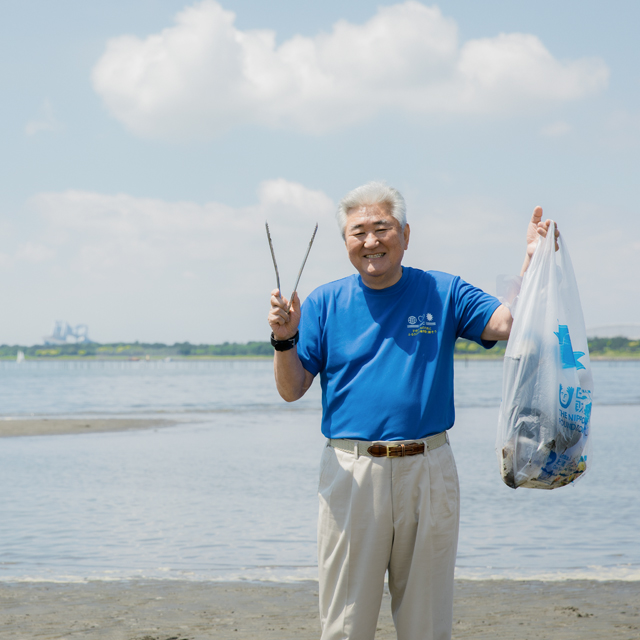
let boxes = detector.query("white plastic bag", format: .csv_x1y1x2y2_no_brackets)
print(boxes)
497,223,593,490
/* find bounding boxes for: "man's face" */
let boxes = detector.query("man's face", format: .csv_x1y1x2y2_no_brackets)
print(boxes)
344,202,410,290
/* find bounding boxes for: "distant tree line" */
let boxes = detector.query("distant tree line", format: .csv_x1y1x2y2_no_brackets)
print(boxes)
0,341,272,359
0,336,638,359
454,338,507,357
587,336,640,354
454,336,640,358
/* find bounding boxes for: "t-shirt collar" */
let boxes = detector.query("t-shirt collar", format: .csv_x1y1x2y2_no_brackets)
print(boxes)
358,266,411,295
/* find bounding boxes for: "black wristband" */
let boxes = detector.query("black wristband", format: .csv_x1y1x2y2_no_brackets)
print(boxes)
271,331,299,352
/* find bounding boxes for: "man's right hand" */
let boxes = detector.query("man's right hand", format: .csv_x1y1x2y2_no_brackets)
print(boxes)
268,289,314,402
268,289,301,340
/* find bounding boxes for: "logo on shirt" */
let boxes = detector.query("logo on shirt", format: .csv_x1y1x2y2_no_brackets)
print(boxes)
408,313,437,336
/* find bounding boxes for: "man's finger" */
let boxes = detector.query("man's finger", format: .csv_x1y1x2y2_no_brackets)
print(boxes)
269,306,290,324
271,293,290,308
531,206,543,223
536,219,552,236
535,220,560,251
270,304,290,320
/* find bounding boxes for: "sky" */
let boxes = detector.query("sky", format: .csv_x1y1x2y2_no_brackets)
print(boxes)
1,0,639,345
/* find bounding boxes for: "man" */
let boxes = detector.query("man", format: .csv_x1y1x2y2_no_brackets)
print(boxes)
268,181,557,640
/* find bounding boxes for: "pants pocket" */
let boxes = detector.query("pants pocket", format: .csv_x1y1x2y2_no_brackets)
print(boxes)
432,444,460,517
318,442,336,494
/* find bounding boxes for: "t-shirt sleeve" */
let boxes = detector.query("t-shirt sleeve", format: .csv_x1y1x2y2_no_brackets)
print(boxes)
452,277,502,349
296,295,324,376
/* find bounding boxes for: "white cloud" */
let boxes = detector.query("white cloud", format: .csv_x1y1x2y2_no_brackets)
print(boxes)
25,99,62,136
16,180,346,343
92,0,609,140
8,182,639,342
420,196,640,329
407,195,524,295
24,180,340,286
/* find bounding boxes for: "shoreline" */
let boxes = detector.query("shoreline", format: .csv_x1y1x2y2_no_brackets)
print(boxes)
0,355,274,361
0,579,637,639
0,417,174,438
1,355,639,362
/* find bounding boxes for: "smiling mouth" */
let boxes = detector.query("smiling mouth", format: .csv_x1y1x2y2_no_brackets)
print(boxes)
364,253,385,259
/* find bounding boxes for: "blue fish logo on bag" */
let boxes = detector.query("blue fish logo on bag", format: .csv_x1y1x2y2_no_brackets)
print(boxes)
554,325,586,370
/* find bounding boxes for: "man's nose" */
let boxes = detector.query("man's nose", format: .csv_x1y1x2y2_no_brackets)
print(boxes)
363,232,379,247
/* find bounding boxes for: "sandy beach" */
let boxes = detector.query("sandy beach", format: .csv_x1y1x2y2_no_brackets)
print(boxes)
0,418,174,438
0,579,638,639
2,420,639,639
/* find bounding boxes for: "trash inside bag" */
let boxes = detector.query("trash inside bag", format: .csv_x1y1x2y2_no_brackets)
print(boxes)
497,223,593,490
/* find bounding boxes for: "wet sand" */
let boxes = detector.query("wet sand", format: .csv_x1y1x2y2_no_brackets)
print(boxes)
0,579,638,639
2,421,638,638
0,418,173,438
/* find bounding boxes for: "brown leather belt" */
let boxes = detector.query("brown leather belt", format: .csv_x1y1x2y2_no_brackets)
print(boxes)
329,431,448,458
367,442,424,457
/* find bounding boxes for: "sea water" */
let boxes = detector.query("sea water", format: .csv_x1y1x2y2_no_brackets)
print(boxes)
0,360,638,583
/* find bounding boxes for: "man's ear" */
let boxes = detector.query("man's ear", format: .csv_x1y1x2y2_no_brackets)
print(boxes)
404,223,410,249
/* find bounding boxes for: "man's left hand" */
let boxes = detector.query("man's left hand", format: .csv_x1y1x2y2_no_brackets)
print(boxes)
483,205,561,342
521,206,559,276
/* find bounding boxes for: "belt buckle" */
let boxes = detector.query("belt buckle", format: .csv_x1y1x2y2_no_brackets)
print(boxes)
386,443,405,457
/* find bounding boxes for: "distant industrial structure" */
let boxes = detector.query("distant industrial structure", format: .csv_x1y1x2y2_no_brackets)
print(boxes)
586,324,640,340
43,321,92,345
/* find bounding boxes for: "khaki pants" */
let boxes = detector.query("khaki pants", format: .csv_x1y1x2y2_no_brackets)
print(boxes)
317,439,460,640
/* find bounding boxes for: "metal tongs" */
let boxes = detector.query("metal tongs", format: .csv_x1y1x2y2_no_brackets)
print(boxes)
265,222,318,313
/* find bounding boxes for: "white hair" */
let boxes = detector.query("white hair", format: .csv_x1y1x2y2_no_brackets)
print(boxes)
336,181,406,238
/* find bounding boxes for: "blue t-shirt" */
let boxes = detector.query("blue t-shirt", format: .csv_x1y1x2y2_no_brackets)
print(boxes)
297,266,501,441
